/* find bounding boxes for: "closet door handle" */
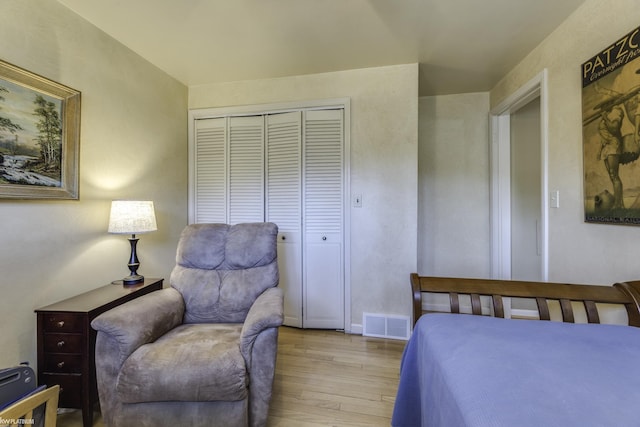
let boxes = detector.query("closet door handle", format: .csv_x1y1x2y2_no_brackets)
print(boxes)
281,235,286,241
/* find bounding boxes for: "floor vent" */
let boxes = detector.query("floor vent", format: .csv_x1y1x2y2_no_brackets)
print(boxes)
362,313,410,340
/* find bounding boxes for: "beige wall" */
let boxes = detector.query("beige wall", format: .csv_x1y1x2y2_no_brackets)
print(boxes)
0,0,188,368
418,93,491,278
189,64,419,330
491,0,640,284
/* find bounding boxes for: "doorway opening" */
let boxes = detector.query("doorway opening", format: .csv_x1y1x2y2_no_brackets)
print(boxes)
490,70,549,282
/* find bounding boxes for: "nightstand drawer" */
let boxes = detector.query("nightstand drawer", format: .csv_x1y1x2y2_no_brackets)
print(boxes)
43,333,83,353
43,353,83,374
40,373,82,408
42,313,84,333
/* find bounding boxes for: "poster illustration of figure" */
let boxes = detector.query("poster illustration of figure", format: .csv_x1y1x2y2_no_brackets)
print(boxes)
583,25,640,224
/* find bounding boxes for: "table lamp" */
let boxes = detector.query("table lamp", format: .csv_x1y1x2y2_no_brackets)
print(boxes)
108,200,157,285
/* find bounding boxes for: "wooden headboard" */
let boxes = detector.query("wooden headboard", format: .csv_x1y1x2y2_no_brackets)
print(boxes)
411,273,640,327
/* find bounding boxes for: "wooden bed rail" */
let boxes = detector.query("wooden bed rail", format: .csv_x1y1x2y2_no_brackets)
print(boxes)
411,273,640,327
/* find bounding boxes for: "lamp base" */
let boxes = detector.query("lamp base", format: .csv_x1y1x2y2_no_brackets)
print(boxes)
123,274,144,285
123,235,144,286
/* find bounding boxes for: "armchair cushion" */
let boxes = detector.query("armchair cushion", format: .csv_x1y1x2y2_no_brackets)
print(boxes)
175,223,277,270
170,223,279,324
116,323,247,403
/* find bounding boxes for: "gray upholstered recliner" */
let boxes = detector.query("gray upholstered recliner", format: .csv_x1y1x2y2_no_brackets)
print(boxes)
91,222,283,427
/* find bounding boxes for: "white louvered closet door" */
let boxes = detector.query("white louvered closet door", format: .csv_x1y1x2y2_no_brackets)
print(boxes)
228,116,265,224
194,118,227,223
303,109,344,329
190,106,346,330
266,112,303,327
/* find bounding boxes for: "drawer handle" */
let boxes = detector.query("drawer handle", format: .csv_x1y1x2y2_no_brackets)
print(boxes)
322,236,327,241
56,321,65,328
57,341,65,348
57,362,65,369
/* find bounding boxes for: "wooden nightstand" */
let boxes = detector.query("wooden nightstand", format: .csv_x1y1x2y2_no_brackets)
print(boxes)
35,278,163,427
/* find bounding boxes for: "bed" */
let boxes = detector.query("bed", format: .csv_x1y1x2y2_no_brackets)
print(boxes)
391,274,640,427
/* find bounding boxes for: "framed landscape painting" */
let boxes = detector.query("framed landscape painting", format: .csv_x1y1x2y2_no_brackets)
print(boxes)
0,59,80,199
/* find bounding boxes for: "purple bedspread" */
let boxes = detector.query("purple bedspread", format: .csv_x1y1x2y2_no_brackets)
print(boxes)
392,313,640,427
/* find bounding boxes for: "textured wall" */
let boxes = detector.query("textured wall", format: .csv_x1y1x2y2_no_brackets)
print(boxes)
189,64,419,330
491,0,640,285
418,93,491,278
0,0,188,367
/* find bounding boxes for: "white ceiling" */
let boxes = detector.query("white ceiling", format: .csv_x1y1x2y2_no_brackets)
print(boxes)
57,0,586,96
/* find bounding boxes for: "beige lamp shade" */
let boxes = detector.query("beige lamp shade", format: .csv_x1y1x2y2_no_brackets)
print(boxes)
108,200,157,234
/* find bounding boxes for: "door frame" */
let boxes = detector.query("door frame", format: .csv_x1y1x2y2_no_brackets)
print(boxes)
489,69,549,281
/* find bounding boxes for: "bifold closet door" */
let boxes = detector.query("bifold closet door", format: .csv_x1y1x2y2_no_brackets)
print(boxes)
193,115,264,224
303,109,344,329
192,108,345,330
266,112,303,327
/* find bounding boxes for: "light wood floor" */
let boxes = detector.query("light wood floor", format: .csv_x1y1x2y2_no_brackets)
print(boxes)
269,327,406,426
56,326,407,427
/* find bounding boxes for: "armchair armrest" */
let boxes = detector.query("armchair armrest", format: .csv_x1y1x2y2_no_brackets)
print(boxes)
240,287,284,362
91,287,184,364
240,287,283,426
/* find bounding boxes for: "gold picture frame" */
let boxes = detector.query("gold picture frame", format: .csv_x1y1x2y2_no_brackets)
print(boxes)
0,59,80,199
